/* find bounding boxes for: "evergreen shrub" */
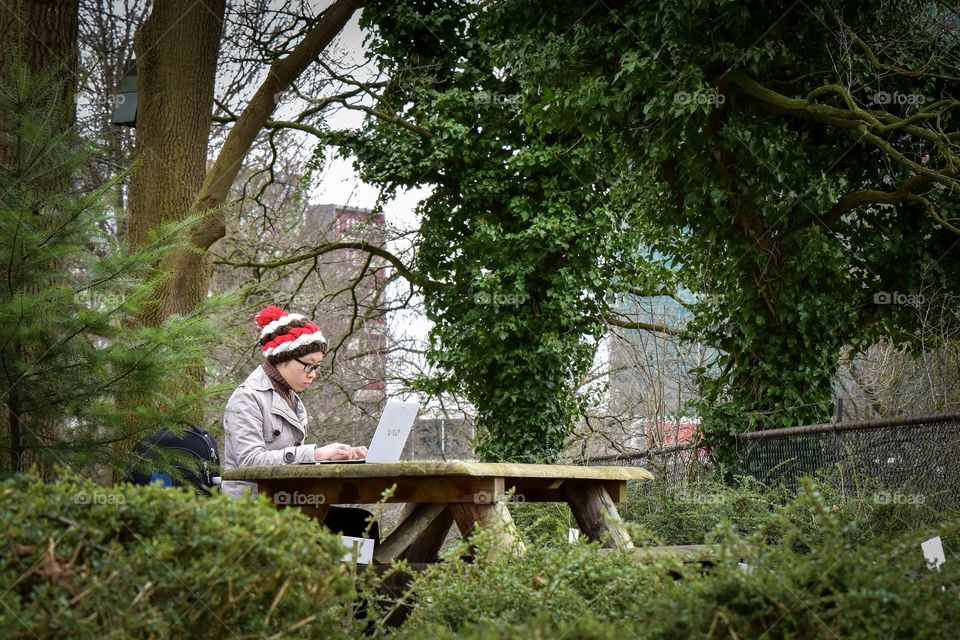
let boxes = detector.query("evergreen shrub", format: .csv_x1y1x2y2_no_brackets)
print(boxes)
0,473,357,639
390,480,959,639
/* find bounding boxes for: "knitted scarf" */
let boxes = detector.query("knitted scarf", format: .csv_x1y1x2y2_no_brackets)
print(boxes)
262,360,296,410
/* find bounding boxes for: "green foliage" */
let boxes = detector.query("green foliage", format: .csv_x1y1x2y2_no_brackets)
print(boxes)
499,472,940,551
620,475,776,546
351,2,646,461
490,0,960,455
354,0,960,462
390,480,960,639
509,500,576,548
621,472,946,548
0,65,232,475
4,472,955,638
509,502,577,547
389,531,676,639
0,473,357,638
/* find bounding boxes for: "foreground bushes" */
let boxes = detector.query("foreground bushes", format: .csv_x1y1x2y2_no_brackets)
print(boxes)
512,471,946,549
3,473,957,639
0,473,356,639
509,475,773,548
619,474,774,545
619,472,948,548
393,480,959,639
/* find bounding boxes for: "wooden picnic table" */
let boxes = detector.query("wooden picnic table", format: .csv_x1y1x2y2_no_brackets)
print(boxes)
221,461,654,563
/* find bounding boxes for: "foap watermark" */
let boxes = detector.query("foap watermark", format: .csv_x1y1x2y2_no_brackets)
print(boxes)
274,490,326,507
873,291,925,306
74,290,126,309
473,91,521,106
674,90,726,107
874,491,925,505
100,93,128,109
473,291,527,306
72,491,125,506
473,491,526,505
873,91,926,106
672,490,725,505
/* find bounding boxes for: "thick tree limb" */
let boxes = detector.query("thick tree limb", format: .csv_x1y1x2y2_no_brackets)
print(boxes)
191,0,364,251
823,174,936,227
724,71,960,200
726,71,958,148
596,313,682,336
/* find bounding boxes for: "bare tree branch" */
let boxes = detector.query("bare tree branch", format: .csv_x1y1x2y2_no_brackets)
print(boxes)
212,239,445,292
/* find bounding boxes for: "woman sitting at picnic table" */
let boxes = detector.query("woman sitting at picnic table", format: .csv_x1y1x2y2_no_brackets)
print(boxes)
221,304,378,542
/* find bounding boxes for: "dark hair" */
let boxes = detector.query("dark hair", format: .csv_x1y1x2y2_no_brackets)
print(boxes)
265,341,325,366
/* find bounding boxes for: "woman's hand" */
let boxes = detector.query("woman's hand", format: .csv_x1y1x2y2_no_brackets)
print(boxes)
314,443,366,461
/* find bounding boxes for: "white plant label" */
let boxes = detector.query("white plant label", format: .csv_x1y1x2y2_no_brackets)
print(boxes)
340,536,375,565
921,536,945,571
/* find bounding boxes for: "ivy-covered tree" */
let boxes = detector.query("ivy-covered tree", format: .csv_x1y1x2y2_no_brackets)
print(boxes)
337,1,661,462
487,0,960,455
348,0,959,461
0,65,226,476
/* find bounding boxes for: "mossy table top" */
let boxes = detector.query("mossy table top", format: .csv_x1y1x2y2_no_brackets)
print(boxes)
222,460,651,505
223,460,654,482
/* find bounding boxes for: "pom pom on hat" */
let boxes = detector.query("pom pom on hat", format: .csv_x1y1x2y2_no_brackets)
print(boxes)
255,305,287,329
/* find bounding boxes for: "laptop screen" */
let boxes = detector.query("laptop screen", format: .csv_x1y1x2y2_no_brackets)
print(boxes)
311,400,419,464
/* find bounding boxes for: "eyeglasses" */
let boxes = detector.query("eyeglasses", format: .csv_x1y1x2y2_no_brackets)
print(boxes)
294,357,323,374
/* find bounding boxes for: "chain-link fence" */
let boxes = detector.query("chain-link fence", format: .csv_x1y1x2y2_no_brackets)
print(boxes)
586,441,712,485
733,411,960,510
585,411,960,510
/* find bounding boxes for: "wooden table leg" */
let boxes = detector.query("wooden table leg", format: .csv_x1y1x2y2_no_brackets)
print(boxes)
374,503,454,564
450,501,526,557
564,482,633,549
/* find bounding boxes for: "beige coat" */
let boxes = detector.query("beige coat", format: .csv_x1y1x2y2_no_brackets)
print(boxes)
221,365,317,498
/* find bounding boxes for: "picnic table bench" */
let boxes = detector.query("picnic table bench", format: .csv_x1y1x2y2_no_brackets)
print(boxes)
222,461,654,563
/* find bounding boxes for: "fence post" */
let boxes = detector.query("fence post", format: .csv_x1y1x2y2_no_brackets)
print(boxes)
832,398,844,493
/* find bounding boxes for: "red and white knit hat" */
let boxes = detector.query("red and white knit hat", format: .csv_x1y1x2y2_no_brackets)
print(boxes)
254,305,327,358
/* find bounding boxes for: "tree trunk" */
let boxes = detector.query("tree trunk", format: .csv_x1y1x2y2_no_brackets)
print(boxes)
127,0,226,326
190,0,365,249
0,0,79,474
129,0,363,327
0,0,79,168
120,0,361,433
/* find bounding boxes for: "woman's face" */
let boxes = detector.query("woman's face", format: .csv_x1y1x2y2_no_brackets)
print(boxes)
275,352,324,392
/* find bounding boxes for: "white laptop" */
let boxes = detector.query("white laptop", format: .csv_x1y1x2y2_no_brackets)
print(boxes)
311,400,419,464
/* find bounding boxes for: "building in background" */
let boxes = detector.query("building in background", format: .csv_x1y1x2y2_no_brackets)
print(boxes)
211,198,478,459
586,293,709,458
403,410,475,461
302,204,390,440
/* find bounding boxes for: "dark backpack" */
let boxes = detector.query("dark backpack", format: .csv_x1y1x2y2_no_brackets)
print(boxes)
127,425,221,496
